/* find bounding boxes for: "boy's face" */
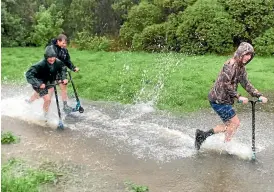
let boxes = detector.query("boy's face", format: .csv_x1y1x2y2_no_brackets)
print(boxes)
47,57,56,64
242,53,252,64
57,39,67,48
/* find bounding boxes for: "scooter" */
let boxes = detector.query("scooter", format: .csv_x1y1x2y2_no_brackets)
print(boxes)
67,71,84,113
249,99,262,160
45,82,66,130
240,98,262,160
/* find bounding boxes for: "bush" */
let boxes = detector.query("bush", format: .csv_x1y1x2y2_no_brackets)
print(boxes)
120,2,162,44
74,31,112,51
176,0,243,54
218,0,274,41
132,23,168,51
254,28,274,56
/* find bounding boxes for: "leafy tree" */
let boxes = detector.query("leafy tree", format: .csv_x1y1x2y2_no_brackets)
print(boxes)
67,0,96,38
218,0,274,43
112,0,140,24
153,0,196,15
1,0,34,46
31,4,64,46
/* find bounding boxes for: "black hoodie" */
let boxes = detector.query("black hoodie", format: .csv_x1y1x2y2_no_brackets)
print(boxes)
46,39,76,71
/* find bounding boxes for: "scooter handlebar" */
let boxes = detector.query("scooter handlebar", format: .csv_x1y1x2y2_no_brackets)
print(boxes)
238,98,262,104
46,80,70,87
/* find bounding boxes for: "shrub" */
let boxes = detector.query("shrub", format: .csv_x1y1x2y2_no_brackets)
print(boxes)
254,27,274,56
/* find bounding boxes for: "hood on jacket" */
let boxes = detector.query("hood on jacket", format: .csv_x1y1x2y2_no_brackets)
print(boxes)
44,45,57,58
233,42,255,65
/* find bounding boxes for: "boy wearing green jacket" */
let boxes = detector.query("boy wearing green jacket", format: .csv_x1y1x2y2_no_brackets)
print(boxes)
25,45,68,119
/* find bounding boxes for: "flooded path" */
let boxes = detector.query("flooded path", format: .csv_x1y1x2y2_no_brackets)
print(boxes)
1,85,274,191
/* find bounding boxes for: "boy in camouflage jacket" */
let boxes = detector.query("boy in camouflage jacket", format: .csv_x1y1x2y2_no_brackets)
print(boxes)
195,42,268,150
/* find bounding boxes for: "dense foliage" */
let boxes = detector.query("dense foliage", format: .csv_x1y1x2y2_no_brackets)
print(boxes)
1,0,273,55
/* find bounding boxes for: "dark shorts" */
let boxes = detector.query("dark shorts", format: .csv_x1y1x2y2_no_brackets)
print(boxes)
209,101,236,123
32,84,54,97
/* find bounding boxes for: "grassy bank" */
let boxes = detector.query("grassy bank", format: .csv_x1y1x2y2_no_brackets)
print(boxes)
1,158,56,192
2,47,274,112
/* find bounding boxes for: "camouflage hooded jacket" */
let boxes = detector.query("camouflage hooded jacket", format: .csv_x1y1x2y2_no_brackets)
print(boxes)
208,42,263,105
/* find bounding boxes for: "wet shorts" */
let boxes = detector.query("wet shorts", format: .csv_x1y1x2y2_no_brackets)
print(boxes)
32,84,54,97
209,101,236,123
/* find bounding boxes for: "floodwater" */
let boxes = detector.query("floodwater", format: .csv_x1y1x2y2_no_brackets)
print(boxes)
1,84,274,192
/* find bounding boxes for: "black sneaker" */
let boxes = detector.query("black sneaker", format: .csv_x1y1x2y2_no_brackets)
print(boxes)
195,129,206,150
63,104,73,114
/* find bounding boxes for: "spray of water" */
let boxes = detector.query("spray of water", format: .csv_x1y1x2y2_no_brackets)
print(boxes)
2,52,273,162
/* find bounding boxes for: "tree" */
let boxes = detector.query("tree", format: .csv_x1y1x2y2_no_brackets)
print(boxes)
1,1,28,46
153,0,196,15
31,4,64,46
112,0,140,25
67,0,96,38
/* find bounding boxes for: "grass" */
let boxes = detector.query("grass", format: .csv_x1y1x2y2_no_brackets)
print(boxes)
1,131,19,144
125,181,149,192
2,47,274,112
1,158,56,192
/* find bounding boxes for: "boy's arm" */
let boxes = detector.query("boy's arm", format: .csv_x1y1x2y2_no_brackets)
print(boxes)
63,49,76,71
58,60,68,81
222,65,241,99
240,69,262,98
25,66,43,88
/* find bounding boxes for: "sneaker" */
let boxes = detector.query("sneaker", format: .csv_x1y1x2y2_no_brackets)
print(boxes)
25,99,31,104
63,104,73,113
43,112,48,122
195,129,206,150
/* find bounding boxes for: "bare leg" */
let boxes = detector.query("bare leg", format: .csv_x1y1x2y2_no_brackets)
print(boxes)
195,115,240,150
59,83,68,102
213,124,227,133
29,92,40,102
42,94,51,113
42,88,54,113
224,115,240,142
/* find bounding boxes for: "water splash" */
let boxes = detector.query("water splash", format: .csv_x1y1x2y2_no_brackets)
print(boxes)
2,85,273,162
133,53,181,107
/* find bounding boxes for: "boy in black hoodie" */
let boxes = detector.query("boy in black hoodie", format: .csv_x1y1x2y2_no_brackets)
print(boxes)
47,34,79,113
26,45,68,119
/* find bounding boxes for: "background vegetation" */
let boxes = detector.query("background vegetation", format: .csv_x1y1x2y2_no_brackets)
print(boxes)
2,0,274,55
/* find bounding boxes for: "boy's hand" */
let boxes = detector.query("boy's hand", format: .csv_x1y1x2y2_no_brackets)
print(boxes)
74,67,80,72
40,84,46,89
259,96,268,103
238,96,248,104
62,79,68,84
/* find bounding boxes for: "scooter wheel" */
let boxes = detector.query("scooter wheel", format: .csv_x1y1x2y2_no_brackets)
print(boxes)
251,153,256,161
79,106,84,113
57,122,64,130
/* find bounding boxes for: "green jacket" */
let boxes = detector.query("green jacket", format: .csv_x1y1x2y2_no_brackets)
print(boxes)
26,58,67,88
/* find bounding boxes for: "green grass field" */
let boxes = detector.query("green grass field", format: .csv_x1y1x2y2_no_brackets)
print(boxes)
2,47,274,112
